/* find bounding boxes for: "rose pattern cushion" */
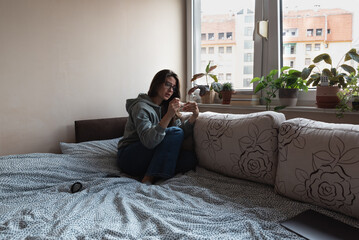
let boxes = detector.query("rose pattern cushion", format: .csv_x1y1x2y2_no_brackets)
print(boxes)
193,111,285,185
275,118,359,219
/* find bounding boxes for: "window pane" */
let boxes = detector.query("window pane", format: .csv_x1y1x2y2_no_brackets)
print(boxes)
199,0,255,89
282,1,359,86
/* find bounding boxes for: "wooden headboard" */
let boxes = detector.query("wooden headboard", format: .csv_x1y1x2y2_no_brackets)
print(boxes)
74,117,128,143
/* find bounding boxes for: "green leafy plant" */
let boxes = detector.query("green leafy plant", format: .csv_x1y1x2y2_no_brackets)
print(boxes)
222,82,234,91
191,61,218,86
336,67,359,117
251,66,306,110
301,48,359,88
211,82,234,99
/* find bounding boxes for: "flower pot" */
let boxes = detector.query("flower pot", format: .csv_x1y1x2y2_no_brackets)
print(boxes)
200,90,215,104
220,91,233,104
352,101,359,111
279,88,298,107
316,86,340,108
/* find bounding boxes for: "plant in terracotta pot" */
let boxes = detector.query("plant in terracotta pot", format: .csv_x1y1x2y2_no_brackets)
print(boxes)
301,48,359,108
220,82,235,104
188,61,218,104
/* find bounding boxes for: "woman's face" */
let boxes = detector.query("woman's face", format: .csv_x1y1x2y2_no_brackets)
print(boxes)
158,76,177,101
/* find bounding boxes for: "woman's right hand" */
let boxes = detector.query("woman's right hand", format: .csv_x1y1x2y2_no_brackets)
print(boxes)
167,98,181,117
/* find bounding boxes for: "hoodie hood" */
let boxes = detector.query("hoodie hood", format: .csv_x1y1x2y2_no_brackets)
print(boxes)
125,93,160,113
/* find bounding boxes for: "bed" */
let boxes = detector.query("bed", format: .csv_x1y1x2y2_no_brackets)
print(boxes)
0,116,358,239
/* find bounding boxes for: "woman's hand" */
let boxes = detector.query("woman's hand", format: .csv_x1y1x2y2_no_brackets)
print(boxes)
182,101,199,123
168,98,181,117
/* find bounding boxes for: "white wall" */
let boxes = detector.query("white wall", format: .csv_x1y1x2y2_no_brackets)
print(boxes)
0,0,186,155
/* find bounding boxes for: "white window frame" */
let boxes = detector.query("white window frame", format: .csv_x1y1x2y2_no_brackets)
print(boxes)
186,0,316,105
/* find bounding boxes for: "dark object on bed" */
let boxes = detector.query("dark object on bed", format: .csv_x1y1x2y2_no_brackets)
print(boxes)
75,117,128,143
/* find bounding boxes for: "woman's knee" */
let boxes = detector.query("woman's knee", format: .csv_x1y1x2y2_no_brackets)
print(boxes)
165,126,184,138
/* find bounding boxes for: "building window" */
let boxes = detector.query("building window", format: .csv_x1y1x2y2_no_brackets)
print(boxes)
201,33,206,41
208,33,215,40
243,78,252,87
306,29,313,37
208,47,214,54
244,53,253,62
306,44,312,51
244,27,253,36
315,43,321,51
327,29,331,34
305,58,311,65
244,40,254,49
316,28,322,36
226,73,232,81
201,47,206,54
290,45,296,54
290,60,294,68
244,16,254,24
226,32,233,40
218,47,224,54
218,73,224,81
226,46,232,53
283,28,298,37
243,66,253,74
218,32,224,40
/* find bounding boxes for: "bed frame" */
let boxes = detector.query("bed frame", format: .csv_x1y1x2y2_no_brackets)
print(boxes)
74,117,128,143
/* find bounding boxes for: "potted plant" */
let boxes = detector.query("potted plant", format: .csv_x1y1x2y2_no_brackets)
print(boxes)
336,68,359,117
220,82,235,104
250,66,306,110
188,61,218,104
301,48,359,108
277,66,308,107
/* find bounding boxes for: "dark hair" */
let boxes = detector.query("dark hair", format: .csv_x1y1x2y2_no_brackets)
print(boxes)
148,69,181,120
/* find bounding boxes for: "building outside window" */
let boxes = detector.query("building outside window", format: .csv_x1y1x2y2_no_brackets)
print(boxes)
201,33,206,41
218,32,224,40
315,43,321,51
208,47,214,54
208,33,215,40
226,32,232,40
226,73,232,81
244,15,254,23
244,27,253,36
226,46,232,53
243,66,253,74
218,46,224,54
306,44,312,51
244,40,253,49
316,28,322,36
306,29,313,37
305,58,311,65
244,53,253,62
218,73,224,81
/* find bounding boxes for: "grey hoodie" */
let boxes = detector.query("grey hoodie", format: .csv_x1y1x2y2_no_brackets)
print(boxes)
118,94,194,149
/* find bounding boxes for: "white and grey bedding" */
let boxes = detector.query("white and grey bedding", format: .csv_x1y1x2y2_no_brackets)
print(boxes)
1,138,358,239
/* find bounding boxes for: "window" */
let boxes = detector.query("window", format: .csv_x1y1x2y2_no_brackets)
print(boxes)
305,58,311,65
218,32,224,40
243,78,252,87
306,44,312,51
283,28,298,37
201,47,206,54
226,46,232,54
314,43,321,51
208,47,214,54
244,16,254,24
218,73,224,81
244,27,253,36
226,32,233,40
290,60,294,68
290,45,296,54
316,28,322,36
244,40,254,49
244,53,253,62
201,33,206,41
243,66,253,74
226,73,232,81
208,33,215,40
218,47,224,54
327,29,331,34
306,29,313,37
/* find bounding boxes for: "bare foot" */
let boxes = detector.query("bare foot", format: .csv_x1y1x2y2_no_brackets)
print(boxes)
141,175,154,185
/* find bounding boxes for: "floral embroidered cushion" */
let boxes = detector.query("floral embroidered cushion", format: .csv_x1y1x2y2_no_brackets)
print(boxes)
275,118,359,219
193,111,285,185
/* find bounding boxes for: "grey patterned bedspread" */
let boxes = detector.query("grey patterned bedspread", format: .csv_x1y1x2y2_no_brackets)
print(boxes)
1,147,358,239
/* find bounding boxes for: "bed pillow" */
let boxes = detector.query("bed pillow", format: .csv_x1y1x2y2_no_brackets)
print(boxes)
193,111,285,185
275,118,359,219
60,137,121,157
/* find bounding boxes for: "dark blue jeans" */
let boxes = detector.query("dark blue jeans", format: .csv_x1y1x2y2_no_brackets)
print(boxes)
117,127,197,180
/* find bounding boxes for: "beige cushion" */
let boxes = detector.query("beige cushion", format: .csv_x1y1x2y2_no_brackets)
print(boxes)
275,118,359,218
193,111,285,185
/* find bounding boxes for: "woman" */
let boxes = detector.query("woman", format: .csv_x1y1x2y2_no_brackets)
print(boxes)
117,69,199,184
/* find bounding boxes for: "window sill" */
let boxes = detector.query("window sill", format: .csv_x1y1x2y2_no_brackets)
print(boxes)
198,104,359,124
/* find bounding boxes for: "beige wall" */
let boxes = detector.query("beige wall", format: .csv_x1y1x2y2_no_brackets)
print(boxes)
0,0,186,155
